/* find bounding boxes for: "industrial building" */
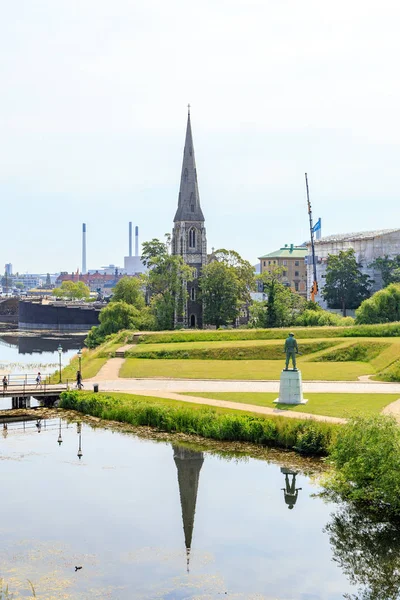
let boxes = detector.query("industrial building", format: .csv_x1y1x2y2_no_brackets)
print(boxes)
306,228,400,308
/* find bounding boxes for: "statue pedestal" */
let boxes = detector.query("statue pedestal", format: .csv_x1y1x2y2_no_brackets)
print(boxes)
274,369,308,405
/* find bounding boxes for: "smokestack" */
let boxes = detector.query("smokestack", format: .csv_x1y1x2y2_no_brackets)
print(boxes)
129,222,132,257
82,223,87,274
135,226,139,257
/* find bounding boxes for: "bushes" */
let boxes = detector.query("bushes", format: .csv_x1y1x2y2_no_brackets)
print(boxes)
376,359,400,382
356,283,400,324
295,308,355,327
326,415,400,514
126,340,337,360
60,391,336,456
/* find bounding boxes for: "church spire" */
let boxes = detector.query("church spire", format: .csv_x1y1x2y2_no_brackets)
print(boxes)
174,108,205,223
173,445,204,571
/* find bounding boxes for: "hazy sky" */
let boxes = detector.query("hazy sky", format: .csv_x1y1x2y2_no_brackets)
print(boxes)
1,0,400,273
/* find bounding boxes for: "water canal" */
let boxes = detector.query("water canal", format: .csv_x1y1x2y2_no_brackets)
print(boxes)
1,326,399,599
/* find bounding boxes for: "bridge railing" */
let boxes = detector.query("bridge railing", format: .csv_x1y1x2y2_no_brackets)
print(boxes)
1,378,71,397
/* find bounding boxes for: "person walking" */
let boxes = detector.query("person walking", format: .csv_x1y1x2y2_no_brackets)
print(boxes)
2,375,8,392
35,372,42,387
76,370,83,390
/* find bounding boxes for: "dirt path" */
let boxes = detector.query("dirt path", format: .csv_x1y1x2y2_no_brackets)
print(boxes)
92,358,125,381
382,398,400,421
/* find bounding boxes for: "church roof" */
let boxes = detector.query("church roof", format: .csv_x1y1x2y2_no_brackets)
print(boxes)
174,109,205,223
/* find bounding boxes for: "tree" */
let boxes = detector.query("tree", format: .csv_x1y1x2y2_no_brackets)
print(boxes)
249,268,306,328
98,301,143,335
199,261,241,327
355,283,400,324
143,238,194,330
370,255,400,287
52,281,90,300
15,282,24,290
199,249,255,327
322,249,372,316
112,276,145,309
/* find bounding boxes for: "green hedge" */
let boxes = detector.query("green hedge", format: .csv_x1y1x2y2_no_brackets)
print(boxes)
126,340,337,360
135,322,400,345
313,342,390,363
60,391,337,456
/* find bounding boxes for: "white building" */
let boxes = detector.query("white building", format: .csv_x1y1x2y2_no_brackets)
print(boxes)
307,228,400,309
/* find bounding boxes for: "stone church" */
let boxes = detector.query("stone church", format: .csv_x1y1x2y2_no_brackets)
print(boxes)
172,108,207,328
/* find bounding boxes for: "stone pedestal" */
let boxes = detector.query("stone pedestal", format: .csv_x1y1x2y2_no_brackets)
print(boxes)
274,369,308,405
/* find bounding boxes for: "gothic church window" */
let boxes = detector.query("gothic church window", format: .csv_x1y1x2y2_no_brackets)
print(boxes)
189,227,196,248
191,287,196,300
191,204,194,213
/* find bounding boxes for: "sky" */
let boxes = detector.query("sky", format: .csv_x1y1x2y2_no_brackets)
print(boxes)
1,0,400,273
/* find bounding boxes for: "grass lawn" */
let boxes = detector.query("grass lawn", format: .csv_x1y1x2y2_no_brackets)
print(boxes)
127,338,344,353
119,358,372,381
50,353,108,383
180,391,400,418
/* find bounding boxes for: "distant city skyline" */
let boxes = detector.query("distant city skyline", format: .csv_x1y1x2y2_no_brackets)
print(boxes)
1,0,400,272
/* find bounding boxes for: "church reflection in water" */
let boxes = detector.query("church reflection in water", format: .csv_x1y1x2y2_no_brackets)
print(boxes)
173,445,204,572
280,467,302,510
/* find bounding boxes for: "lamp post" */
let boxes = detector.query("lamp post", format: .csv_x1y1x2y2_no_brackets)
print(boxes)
77,431,83,460
77,348,82,379
57,418,63,446
57,344,63,383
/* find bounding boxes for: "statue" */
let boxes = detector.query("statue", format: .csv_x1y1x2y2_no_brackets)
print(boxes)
284,332,299,370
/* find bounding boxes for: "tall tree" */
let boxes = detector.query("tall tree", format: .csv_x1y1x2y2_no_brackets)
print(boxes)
370,255,400,287
52,281,90,300
322,249,372,316
112,276,145,309
199,261,240,327
143,237,194,330
356,283,400,324
199,249,255,327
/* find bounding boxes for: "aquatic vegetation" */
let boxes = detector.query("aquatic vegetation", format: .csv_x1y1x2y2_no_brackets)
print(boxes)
60,390,337,456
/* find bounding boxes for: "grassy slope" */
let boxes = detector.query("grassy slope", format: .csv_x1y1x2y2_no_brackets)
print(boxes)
135,322,400,344
180,391,399,418
119,358,372,380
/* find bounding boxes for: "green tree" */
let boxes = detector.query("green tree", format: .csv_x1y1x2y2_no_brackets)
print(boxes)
199,249,255,328
249,268,306,328
52,281,90,300
15,282,24,290
98,301,143,335
370,255,400,287
112,276,145,309
355,283,400,324
322,249,372,316
143,238,194,330
199,260,241,327
142,236,170,266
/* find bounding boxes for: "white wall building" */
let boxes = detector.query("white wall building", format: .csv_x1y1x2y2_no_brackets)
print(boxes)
306,229,400,309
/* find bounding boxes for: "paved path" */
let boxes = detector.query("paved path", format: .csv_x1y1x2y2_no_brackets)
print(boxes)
88,374,400,395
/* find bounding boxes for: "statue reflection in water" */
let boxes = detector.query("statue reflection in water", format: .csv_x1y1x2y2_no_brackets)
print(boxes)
280,468,302,510
325,502,400,600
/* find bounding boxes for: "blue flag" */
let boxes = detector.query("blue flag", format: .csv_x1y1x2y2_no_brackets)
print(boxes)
312,218,321,233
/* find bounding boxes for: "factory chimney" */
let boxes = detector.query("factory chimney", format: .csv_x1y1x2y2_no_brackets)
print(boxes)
82,223,87,274
135,226,139,257
129,222,132,257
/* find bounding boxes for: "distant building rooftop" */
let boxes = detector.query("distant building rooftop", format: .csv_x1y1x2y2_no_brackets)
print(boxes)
258,245,308,260
313,228,400,244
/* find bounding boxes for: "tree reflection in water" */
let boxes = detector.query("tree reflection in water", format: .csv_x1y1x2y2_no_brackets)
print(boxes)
325,503,400,600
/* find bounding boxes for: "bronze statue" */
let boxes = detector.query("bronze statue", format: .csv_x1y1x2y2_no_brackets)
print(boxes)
284,332,299,370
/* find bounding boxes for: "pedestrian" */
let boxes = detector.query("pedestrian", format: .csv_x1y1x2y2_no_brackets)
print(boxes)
76,370,83,390
35,372,42,387
2,375,7,392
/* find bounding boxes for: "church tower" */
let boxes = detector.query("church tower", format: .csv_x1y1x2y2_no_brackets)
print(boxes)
172,107,207,328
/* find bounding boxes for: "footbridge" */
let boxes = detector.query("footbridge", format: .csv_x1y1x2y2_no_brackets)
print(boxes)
1,373,70,408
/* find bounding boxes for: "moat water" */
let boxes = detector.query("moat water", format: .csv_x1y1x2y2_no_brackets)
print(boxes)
1,418,398,599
